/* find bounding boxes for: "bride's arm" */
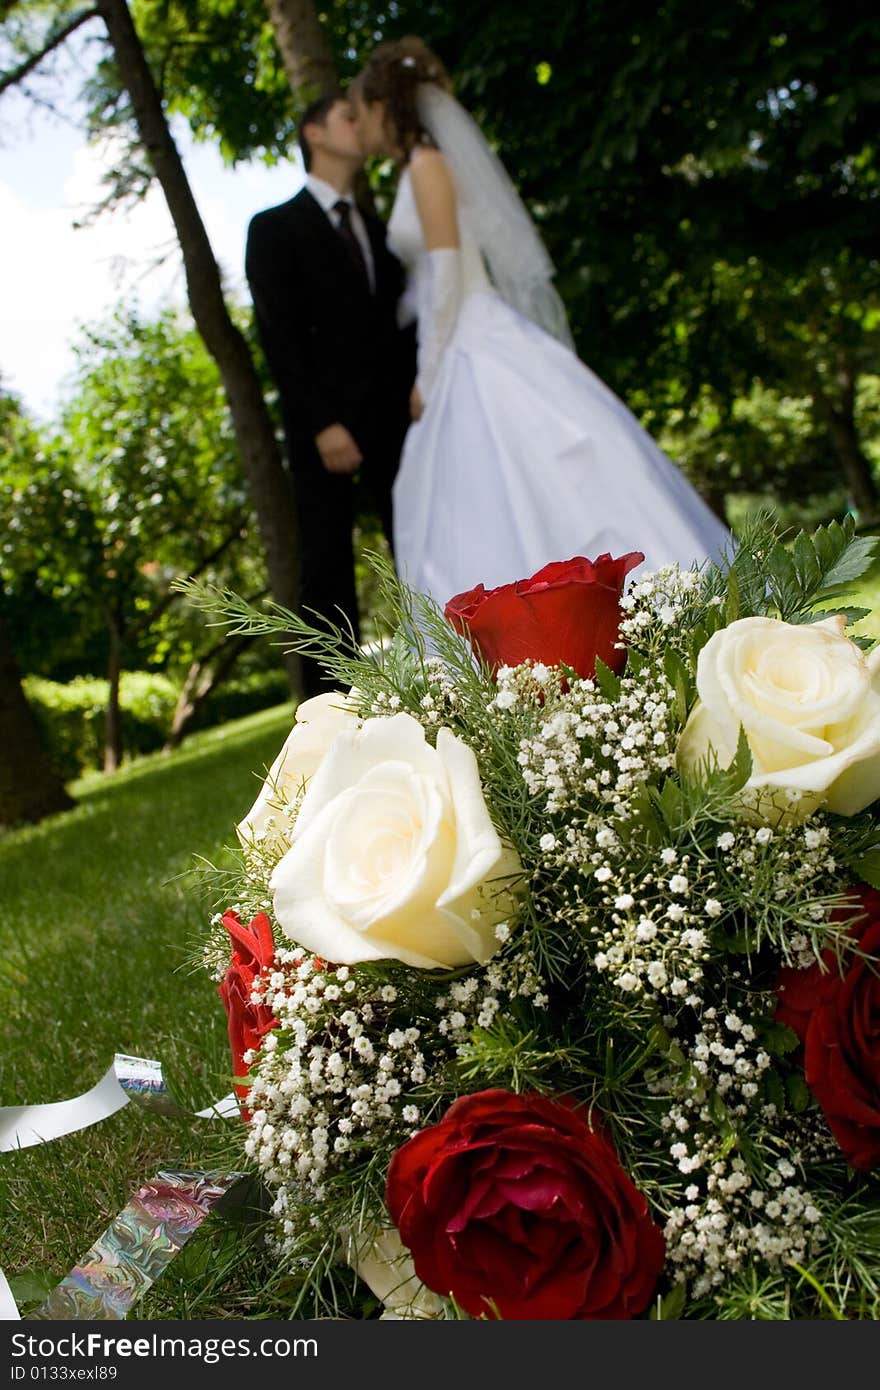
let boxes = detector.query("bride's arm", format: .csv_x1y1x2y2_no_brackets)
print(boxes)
408,148,464,411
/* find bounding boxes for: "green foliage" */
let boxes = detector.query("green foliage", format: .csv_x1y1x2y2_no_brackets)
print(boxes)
24,671,178,778
853,845,880,891
129,0,298,163
1,311,272,758
22,666,291,779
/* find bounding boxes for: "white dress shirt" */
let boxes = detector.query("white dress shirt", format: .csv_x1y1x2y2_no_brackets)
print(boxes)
305,174,375,291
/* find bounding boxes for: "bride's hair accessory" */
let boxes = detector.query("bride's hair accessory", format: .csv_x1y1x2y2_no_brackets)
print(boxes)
415,85,574,349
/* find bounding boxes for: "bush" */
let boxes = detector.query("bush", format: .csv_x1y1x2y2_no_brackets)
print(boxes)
23,668,292,781
24,672,178,780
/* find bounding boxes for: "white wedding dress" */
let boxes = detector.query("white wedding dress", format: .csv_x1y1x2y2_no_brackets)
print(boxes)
387,166,730,608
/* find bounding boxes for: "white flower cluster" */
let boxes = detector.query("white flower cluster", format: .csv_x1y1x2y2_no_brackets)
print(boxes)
437,937,549,1047
712,820,840,959
582,842,717,998
243,951,438,1255
508,662,677,816
618,564,707,655
655,1007,823,1295
366,657,464,727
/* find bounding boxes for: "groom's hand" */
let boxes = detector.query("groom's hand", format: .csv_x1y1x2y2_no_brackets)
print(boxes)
410,385,424,421
314,423,363,474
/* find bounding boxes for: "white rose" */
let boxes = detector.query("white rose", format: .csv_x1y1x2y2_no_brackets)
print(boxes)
676,614,880,819
270,712,521,968
237,692,360,850
341,1225,447,1320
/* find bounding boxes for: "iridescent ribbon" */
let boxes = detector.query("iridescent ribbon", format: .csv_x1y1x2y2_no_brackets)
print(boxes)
27,1170,248,1321
0,1053,239,1152
0,1056,244,1319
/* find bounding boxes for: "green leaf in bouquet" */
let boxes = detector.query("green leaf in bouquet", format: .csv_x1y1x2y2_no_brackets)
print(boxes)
762,1070,787,1115
767,541,799,604
708,1089,735,1136
755,517,879,625
791,530,823,595
815,605,872,628
817,530,878,592
592,656,621,701
624,783,664,845
785,1073,811,1114
8,1269,58,1311
621,647,647,680
723,725,753,795
852,846,880,891
759,1021,801,1057
679,726,752,821
725,532,774,616
648,1020,674,1054
649,776,686,832
650,1282,687,1320
662,646,692,724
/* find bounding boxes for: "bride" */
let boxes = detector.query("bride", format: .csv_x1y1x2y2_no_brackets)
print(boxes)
350,38,730,608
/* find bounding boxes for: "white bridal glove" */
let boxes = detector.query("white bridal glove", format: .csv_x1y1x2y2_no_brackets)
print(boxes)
415,247,463,404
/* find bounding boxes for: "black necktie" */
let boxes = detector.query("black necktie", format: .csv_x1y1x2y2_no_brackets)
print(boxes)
333,199,369,286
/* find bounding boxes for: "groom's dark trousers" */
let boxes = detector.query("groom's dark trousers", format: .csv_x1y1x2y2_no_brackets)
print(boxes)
246,188,414,697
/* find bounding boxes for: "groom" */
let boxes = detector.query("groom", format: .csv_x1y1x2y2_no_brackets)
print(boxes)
245,93,414,697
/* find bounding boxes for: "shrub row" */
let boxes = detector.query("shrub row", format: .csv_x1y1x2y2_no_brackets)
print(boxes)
24,668,290,781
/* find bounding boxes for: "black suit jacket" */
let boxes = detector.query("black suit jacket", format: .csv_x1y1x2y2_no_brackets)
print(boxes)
245,187,412,455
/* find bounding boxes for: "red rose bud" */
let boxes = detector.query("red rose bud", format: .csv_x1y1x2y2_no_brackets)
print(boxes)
444,552,644,681
218,909,279,1118
775,887,880,1169
386,1088,665,1319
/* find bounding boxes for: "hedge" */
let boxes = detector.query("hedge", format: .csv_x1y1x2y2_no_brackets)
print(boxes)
24,668,291,781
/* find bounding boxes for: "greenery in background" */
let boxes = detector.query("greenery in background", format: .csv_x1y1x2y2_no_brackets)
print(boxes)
0,311,289,770
2,318,231,666
22,667,290,780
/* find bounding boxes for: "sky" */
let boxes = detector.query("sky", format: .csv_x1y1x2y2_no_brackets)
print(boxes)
0,33,304,421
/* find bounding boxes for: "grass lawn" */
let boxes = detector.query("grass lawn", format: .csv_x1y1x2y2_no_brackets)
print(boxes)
853,558,880,641
0,702,316,1320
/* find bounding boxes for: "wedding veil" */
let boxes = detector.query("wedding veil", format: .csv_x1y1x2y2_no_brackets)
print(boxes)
415,84,575,351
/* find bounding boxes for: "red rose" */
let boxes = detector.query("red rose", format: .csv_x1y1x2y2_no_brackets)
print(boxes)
444,552,644,681
775,887,880,1169
385,1089,665,1319
218,909,278,1114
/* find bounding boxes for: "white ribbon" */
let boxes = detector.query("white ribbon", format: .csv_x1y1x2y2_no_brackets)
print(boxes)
0,1054,238,1152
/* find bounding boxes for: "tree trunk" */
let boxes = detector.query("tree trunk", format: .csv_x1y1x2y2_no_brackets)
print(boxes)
814,361,880,525
0,613,73,826
263,0,337,99
164,631,254,751
104,612,122,773
95,0,302,694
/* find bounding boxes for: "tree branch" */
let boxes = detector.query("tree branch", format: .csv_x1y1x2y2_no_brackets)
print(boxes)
128,518,247,642
0,9,100,99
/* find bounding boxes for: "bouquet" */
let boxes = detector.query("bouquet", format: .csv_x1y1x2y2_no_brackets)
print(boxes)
192,517,880,1320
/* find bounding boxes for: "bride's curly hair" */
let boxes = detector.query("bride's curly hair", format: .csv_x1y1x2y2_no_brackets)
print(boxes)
352,36,452,160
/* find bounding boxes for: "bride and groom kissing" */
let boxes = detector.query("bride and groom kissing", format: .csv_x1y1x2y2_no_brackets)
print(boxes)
245,36,729,698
